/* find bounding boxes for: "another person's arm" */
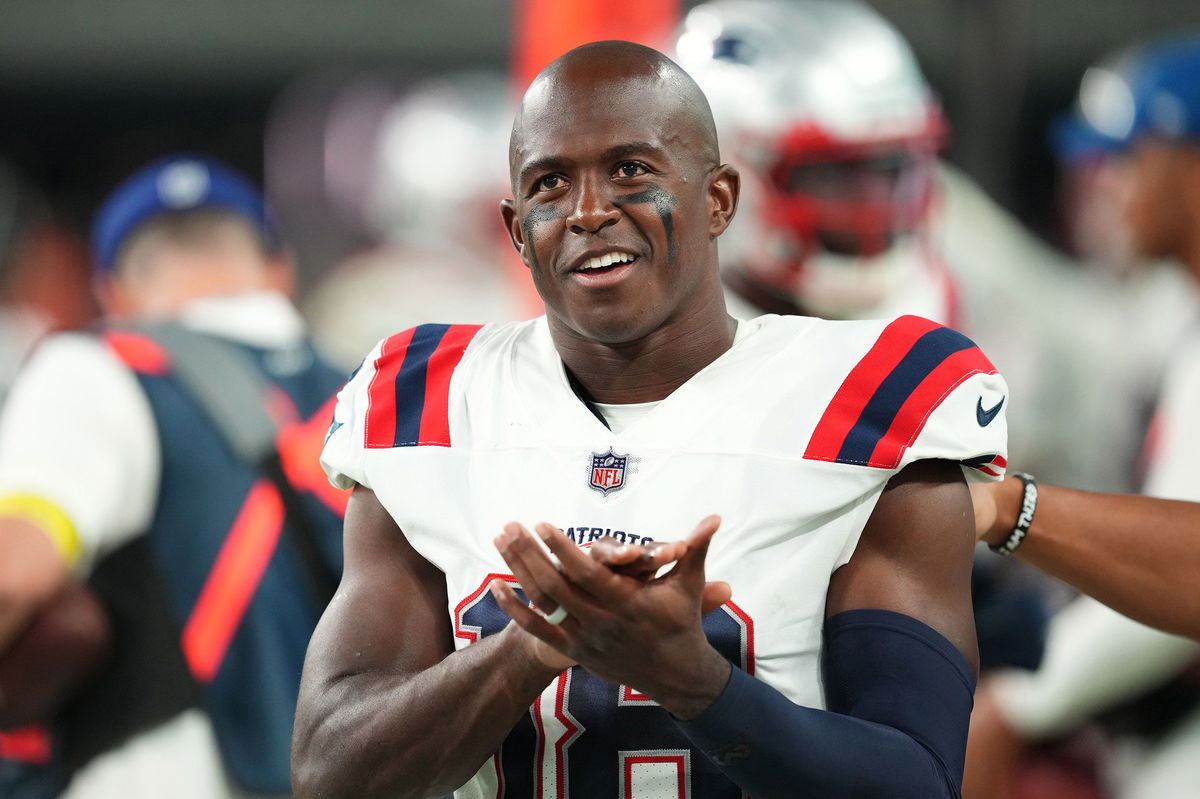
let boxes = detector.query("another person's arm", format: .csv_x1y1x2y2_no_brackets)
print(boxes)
496,458,979,798
0,334,156,656
0,516,71,653
972,477,1200,639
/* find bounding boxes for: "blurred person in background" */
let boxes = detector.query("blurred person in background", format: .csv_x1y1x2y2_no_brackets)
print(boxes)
279,72,530,369
0,162,100,799
1049,44,1198,494
0,162,97,407
670,0,1176,496
965,35,1200,799
0,154,348,799
670,0,1071,683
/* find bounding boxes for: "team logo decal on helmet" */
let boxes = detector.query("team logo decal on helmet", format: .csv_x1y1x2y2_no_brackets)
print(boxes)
589,448,629,496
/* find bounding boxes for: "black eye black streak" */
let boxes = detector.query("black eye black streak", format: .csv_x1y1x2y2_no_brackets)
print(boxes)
520,204,565,270
614,186,679,267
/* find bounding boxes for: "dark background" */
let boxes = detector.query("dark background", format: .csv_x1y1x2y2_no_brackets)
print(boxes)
3,0,1199,276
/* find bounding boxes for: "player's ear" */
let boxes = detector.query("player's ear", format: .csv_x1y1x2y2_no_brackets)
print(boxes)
499,198,530,269
707,164,740,238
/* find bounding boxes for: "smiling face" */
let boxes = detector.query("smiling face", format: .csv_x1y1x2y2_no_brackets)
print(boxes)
502,43,738,347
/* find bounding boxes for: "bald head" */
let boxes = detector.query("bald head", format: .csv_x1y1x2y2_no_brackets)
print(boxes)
497,40,740,355
510,41,720,175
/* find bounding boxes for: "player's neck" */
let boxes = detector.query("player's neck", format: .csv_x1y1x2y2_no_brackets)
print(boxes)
552,300,737,405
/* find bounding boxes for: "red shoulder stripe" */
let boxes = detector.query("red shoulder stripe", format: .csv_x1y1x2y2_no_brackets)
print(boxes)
418,324,484,447
364,324,482,449
364,328,417,449
868,345,998,468
805,316,941,462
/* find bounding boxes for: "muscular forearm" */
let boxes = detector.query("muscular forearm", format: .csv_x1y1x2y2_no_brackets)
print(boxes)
293,623,561,799
986,481,1200,639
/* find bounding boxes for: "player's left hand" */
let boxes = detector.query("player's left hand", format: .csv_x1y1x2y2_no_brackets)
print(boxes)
587,537,733,610
491,516,733,719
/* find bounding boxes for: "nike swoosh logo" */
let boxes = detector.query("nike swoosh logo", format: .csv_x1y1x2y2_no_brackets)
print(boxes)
976,396,1005,427
324,419,344,443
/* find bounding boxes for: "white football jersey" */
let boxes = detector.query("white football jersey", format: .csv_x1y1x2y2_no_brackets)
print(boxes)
322,313,1007,799
1143,325,1200,502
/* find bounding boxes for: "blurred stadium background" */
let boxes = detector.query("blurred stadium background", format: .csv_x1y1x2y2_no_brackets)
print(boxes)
3,0,1200,294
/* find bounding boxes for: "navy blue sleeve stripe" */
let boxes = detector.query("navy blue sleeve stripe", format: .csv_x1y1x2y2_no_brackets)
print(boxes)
391,324,451,447
836,326,976,465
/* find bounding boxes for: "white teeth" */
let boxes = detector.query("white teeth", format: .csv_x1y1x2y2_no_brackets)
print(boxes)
580,252,636,271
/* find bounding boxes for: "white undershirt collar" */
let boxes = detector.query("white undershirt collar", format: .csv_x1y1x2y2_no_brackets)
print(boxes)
177,290,306,349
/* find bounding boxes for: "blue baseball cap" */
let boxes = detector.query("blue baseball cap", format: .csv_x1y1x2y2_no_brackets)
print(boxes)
1053,35,1200,164
91,154,280,272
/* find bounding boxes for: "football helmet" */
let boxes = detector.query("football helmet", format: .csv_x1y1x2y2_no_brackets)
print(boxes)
673,0,946,316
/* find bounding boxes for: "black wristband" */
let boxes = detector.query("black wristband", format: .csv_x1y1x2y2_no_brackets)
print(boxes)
990,473,1037,556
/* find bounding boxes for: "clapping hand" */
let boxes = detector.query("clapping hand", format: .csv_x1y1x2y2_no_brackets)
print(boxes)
491,517,733,718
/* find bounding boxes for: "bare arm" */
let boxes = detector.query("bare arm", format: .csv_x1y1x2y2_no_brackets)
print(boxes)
291,486,565,799
828,458,979,670
973,477,1200,640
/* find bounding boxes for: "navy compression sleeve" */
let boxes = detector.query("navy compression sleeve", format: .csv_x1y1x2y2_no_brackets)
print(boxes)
674,609,976,798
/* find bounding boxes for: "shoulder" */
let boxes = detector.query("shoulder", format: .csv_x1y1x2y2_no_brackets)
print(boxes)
320,321,521,489
799,315,1007,479
14,331,138,390
357,321,530,447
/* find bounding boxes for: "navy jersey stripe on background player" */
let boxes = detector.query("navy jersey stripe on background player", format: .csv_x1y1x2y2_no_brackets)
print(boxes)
79,327,349,793
365,324,483,448
806,315,999,468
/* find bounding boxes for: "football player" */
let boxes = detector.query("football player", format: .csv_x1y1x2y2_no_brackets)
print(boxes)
294,41,1008,799
669,0,1183,497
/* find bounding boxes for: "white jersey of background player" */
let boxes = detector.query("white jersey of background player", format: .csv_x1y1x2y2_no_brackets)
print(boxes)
974,36,1200,799
670,0,1192,494
321,312,1007,797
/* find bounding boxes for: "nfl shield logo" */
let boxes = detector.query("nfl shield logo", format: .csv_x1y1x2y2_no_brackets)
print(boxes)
589,448,629,496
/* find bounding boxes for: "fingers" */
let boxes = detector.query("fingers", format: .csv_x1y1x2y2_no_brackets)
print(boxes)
497,516,723,620
588,537,643,567
683,515,721,549
489,579,575,671
495,522,587,620
700,581,732,615
637,541,688,574
534,523,630,598
668,515,721,588
591,538,688,580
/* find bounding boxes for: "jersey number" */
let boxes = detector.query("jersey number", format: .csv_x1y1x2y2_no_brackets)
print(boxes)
456,574,754,799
